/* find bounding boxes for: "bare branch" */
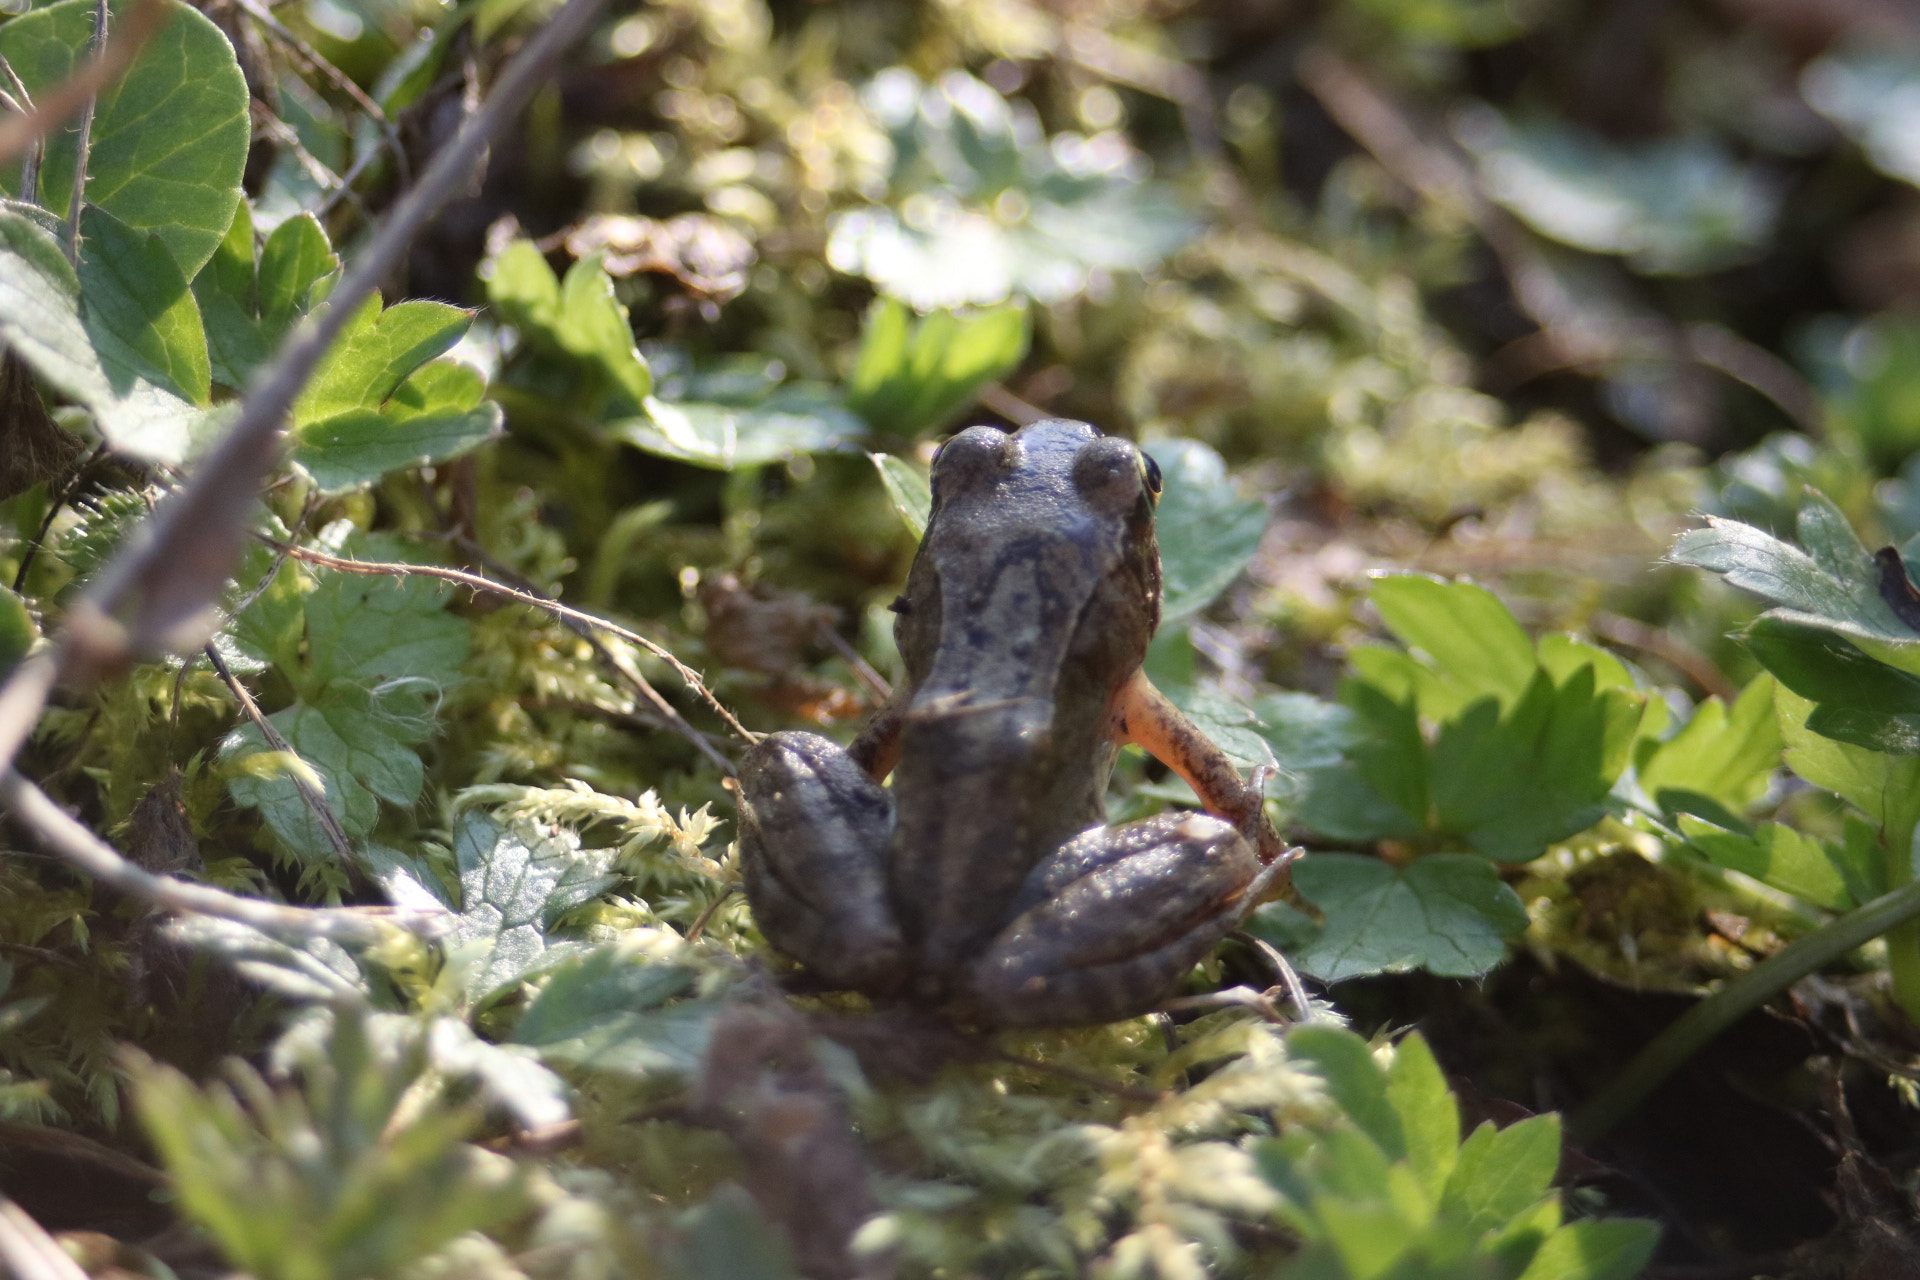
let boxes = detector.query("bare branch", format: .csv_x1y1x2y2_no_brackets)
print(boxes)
0,769,418,943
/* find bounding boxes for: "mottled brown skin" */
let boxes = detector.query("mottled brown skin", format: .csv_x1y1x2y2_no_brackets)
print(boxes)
737,420,1293,1027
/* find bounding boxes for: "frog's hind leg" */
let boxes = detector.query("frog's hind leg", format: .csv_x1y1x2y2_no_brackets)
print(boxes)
738,731,910,997
963,813,1282,1027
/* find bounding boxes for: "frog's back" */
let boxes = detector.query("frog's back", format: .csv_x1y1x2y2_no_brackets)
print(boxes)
887,420,1162,986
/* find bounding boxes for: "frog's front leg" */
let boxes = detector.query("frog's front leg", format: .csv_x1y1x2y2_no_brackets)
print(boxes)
960,815,1288,1027
737,731,910,997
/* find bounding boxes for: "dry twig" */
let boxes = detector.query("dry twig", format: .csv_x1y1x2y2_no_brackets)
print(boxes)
0,769,426,942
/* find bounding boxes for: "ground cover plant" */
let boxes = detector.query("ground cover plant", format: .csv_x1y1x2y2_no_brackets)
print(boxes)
7,0,1920,1275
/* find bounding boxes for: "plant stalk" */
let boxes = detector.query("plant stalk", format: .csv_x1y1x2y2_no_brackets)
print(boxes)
1571,873,1920,1144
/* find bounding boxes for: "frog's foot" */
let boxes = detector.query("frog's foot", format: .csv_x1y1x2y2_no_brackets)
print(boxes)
737,731,911,997
959,812,1278,1027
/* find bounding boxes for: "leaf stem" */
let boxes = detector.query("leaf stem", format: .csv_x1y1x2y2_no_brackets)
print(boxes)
1570,873,1920,1143
63,0,109,265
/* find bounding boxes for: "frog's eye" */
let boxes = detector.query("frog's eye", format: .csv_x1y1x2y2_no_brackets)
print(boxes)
1140,452,1163,504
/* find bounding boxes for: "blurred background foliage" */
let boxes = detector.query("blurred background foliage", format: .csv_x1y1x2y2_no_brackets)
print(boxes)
14,0,1920,1273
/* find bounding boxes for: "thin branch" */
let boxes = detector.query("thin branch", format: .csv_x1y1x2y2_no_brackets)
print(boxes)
62,0,111,265
204,643,357,865
0,768,419,942
1571,873,1920,1143
0,0,608,783
267,538,760,755
0,0,167,175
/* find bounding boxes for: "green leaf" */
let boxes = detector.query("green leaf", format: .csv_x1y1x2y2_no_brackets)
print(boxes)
1294,684,1426,842
76,205,208,405
452,813,618,1004
1440,1115,1561,1237
301,546,470,691
483,241,651,411
0,208,198,459
614,387,866,470
828,72,1195,308
511,946,694,1046
1153,438,1268,624
0,585,38,676
846,298,1029,436
291,359,502,492
1385,1034,1460,1205
1747,616,1920,754
1430,668,1642,862
1286,1025,1405,1159
1668,497,1920,647
1677,814,1870,911
1515,1218,1660,1280
1279,853,1528,981
872,451,931,538
293,295,471,427
1458,110,1776,274
1776,684,1920,844
1371,576,1536,709
1637,676,1780,814
194,207,339,390
221,684,430,858
1316,1198,1416,1278
0,0,249,277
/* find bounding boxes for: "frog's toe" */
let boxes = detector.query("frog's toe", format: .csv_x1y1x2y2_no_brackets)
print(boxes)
962,814,1267,1026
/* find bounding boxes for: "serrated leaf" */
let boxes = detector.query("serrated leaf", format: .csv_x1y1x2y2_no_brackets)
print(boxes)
512,945,694,1046
221,684,429,858
293,295,471,427
1385,1034,1459,1205
1677,814,1871,911
1294,683,1426,842
1372,576,1536,708
846,298,1029,436
292,358,502,491
1278,853,1528,981
1669,499,1920,646
615,388,865,470
0,209,198,459
1515,1218,1660,1280
556,253,651,408
0,0,249,277
195,207,339,390
300,551,469,692
452,813,617,1003
1747,616,1920,754
1637,675,1779,814
1153,438,1267,624
1430,667,1643,862
77,205,209,405
872,450,931,537
1441,1115,1561,1237
1286,1024,1405,1159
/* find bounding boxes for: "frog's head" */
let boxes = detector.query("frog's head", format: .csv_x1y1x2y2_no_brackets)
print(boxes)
897,419,1162,719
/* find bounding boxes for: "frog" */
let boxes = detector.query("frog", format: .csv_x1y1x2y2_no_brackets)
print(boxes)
735,419,1296,1027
